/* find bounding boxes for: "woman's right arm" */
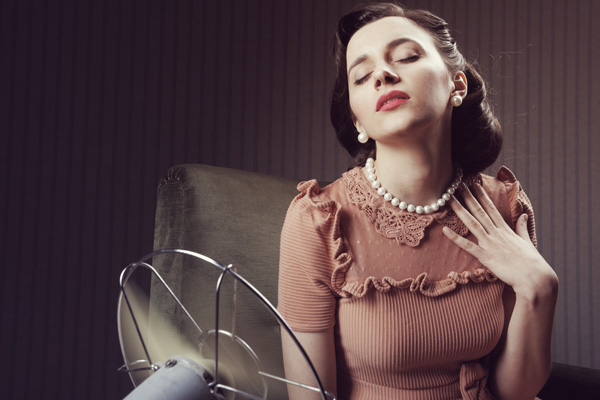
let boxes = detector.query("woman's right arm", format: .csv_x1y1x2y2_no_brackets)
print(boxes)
278,182,340,399
281,327,337,400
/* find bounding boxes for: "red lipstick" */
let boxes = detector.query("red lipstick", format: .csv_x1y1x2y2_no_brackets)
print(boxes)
376,90,410,112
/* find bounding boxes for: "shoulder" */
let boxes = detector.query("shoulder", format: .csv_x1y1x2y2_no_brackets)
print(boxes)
479,166,537,245
281,175,347,260
285,176,343,226
283,168,354,226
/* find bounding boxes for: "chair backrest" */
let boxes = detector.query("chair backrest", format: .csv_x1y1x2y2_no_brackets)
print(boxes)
152,164,300,397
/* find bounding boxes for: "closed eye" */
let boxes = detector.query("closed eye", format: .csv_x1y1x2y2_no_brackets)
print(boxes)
397,55,420,63
353,54,419,85
354,73,372,85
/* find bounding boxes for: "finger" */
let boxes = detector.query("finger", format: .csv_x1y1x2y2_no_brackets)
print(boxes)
515,213,531,241
470,183,507,228
459,183,495,233
442,226,483,258
448,193,488,239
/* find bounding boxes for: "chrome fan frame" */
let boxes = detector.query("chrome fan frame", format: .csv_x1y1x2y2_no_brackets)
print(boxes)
118,249,333,400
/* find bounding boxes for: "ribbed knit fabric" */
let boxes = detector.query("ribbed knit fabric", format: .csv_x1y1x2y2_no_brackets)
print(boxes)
278,166,536,400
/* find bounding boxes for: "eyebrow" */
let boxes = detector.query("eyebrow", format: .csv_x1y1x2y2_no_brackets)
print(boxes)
347,37,420,75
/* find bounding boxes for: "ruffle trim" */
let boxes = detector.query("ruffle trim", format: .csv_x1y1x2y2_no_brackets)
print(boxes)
496,166,537,247
333,266,498,298
342,167,469,247
295,178,498,298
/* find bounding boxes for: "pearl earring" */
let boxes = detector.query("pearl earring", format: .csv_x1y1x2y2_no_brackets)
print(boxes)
451,95,463,107
357,131,369,144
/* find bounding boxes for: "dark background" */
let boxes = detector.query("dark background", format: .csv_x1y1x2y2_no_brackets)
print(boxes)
1,0,598,398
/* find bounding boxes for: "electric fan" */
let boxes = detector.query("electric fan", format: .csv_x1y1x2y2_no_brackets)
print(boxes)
117,249,334,400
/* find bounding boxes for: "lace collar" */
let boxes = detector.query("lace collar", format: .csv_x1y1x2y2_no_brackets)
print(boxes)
342,167,469,247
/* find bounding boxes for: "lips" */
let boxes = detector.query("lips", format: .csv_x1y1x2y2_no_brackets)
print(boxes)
376,90,410,112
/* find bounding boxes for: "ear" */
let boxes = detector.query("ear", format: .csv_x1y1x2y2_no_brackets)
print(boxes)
452,71,468,99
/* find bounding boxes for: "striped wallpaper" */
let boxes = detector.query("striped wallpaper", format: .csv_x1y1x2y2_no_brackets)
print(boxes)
1,0,598,398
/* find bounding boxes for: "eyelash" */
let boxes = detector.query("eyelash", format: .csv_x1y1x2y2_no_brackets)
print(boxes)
354,75,370,85
353,55,420,85
398,55,419,63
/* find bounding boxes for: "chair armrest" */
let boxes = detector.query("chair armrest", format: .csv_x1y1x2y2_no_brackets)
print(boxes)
537,362,600,399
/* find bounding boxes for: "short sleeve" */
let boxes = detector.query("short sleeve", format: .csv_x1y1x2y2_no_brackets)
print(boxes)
277,180,340,332
496,166,537,248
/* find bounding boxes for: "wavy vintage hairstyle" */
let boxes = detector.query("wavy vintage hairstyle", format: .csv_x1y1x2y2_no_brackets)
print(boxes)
330,2,502,177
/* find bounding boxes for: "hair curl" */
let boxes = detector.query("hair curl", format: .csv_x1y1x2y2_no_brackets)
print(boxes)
330,2,502,177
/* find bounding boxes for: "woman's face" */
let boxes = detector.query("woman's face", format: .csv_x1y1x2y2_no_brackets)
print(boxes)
346,16,460,144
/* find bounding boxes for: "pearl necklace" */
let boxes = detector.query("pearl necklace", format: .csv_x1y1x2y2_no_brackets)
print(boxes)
364,158,463,214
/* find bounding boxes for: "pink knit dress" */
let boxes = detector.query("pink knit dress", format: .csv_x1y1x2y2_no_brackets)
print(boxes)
278,166,536,400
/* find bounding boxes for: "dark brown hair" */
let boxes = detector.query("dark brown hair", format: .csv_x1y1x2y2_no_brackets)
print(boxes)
330,2,502,177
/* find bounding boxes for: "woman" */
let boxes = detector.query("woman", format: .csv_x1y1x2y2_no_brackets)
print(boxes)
278,3,558,399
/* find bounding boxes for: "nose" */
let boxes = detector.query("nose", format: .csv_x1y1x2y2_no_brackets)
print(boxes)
374,66,400,89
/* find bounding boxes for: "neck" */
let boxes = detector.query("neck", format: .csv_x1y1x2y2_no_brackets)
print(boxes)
368,139,455,207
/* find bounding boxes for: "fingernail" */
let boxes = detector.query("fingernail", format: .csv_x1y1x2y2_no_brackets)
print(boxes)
524,214,529,221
